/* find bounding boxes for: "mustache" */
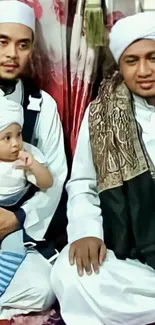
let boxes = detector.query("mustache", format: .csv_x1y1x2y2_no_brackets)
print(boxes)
0,61,19,66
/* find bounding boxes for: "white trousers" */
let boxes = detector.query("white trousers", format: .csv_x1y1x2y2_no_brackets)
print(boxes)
0,249,55,320
51,245,155,325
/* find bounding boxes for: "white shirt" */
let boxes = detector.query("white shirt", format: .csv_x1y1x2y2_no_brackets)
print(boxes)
7,81,67,240
67,98,155,244
133,94,155,165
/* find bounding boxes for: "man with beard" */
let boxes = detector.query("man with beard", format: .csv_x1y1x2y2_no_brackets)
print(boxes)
0,0,67,320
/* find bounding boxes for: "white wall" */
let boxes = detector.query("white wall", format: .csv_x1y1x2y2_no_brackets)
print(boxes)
143,0,155,10
105,0,138,15
105,0,155,15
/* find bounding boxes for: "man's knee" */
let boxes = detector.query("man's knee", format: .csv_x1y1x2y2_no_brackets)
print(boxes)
51,244,78,293
24,252,55,308
32,275,55,309
31,275,50,300
0,251,55,310
52,245,71,275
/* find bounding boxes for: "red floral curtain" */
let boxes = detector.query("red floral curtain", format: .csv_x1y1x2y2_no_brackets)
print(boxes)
4,0,137,157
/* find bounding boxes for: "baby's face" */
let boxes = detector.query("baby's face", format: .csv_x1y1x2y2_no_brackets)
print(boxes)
0,123,23,162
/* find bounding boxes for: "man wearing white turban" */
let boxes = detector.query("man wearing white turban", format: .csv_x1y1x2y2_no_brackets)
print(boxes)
0,0,67,320
51,12,155,325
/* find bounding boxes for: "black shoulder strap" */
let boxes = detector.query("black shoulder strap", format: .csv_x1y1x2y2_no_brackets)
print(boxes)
22,79,42,144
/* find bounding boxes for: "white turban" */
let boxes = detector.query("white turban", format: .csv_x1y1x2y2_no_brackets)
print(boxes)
0,1,35,33
109,12,155,63
0,90,24,132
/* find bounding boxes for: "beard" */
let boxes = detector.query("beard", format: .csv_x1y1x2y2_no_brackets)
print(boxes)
0,59,32,95
0,77,18,95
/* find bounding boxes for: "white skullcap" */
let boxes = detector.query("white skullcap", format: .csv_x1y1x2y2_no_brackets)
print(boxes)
109,12,155,63
0,90,24,133
0,1,35,33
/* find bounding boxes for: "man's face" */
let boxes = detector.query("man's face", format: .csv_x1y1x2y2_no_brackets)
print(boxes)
120,39,155,103
0,23,33,80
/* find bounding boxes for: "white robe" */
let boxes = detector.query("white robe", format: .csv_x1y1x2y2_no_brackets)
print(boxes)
52,96,155,325
0,81,67,319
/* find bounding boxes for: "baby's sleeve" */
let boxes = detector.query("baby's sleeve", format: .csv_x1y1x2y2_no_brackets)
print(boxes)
23,142,46,186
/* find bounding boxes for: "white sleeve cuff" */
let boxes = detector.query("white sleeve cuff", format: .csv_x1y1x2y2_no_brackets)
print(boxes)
67,220,104,244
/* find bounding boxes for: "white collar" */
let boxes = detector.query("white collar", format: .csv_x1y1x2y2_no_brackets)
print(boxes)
6,80,23,105
6,80,41,112
3,79,41,112
133,93,155,112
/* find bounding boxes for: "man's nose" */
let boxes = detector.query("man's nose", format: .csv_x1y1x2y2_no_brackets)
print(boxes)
6,43,18,59
137,60,152,78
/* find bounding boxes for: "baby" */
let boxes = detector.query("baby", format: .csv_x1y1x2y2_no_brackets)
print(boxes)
0,92,53,296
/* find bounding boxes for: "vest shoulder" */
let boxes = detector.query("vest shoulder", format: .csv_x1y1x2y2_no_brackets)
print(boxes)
41,90,57,106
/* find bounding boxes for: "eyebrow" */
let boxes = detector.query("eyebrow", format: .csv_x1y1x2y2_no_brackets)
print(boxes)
123,51,155,60
0,34,10,41
0,132,10,140
0,34,31,43
0,129,21,138
2,132,11,136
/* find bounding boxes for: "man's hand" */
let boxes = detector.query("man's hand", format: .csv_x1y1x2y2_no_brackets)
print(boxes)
0,208,19,240
69,237,106,276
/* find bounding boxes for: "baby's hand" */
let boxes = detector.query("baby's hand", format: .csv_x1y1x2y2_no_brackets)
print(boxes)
14,150,34,170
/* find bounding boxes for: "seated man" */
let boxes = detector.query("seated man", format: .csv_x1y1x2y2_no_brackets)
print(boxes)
52,12,155,325
0,0,67,320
